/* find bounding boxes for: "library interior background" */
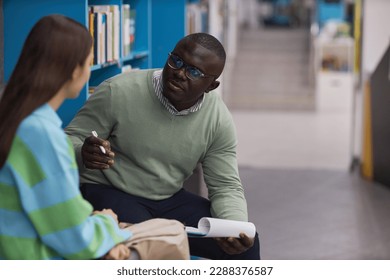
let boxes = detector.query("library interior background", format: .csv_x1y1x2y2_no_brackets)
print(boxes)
1,0,390,259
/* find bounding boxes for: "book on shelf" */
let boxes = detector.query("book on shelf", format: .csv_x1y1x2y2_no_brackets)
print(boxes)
110,5,120,61
129,9,136,53
93,6,107,64
105,8,113,62
88,10,95,65
89,5,120,65
185,217,256,238
122,5,136,57
122,4,131,57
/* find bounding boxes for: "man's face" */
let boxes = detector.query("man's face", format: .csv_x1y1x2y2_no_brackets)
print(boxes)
162,40,224,111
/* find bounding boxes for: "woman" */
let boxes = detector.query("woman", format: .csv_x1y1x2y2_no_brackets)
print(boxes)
0,15,131,259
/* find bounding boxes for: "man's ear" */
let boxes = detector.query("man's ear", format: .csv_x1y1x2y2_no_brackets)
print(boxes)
205,80,220,93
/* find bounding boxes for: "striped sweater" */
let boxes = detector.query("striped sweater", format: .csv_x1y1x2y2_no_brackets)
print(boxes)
0,104,131,259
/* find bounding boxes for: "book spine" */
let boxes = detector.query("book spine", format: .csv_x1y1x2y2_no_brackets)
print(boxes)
122,4,131,57
110,5,120,61
88,7,95,66
129,9,136,53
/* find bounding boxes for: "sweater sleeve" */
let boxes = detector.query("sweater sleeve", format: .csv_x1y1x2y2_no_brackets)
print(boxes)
65,81,114,171
25,170,131,259
18,125,131,259
201,113,248,222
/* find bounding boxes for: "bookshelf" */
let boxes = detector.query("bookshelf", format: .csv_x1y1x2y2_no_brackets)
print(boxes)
88,0,152,89
3,0,200,127
3,0,88,127
150,0,188,68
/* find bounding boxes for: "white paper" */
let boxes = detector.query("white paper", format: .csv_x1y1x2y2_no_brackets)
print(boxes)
185,217,256,238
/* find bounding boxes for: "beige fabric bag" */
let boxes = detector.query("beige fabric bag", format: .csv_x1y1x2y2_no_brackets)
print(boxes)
120,218,190,260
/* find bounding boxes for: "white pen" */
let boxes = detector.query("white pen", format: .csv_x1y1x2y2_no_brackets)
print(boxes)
91,131,106,154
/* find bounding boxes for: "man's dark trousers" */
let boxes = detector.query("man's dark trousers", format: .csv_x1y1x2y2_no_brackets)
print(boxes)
81,183,260,260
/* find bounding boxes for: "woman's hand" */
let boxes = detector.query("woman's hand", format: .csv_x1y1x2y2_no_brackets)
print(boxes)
93,208,119,224
103,244,130,260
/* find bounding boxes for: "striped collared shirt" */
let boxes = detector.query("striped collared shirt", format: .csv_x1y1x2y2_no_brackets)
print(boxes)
152,69,204,116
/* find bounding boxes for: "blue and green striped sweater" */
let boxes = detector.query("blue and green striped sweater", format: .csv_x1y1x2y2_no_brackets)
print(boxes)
0,104,131,259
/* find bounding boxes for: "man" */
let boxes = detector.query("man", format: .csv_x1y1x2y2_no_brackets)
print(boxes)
65,33,260,259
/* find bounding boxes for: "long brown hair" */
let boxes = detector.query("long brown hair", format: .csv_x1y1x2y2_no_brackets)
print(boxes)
0,15,92,167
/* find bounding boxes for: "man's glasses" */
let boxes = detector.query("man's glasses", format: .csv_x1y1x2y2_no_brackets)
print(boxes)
167,52,217,81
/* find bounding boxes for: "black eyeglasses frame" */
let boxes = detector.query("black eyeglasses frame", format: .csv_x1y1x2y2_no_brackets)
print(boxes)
167,52,217,81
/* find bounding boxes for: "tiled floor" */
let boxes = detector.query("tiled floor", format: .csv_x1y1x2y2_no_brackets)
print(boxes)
222,26,390,259
240,167,390,259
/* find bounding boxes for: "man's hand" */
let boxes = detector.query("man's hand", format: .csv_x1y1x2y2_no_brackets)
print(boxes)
215,233,255,255
81,134,115,169
93,208,119,224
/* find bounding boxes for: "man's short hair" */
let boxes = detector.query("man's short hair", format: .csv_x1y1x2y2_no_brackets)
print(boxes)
184,33,226,62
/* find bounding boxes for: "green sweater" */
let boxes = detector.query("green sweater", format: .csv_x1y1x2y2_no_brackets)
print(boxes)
65,69,247,221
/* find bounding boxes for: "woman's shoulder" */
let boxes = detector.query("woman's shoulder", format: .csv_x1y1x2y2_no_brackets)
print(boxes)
17,105,68,157
19,105,62,138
